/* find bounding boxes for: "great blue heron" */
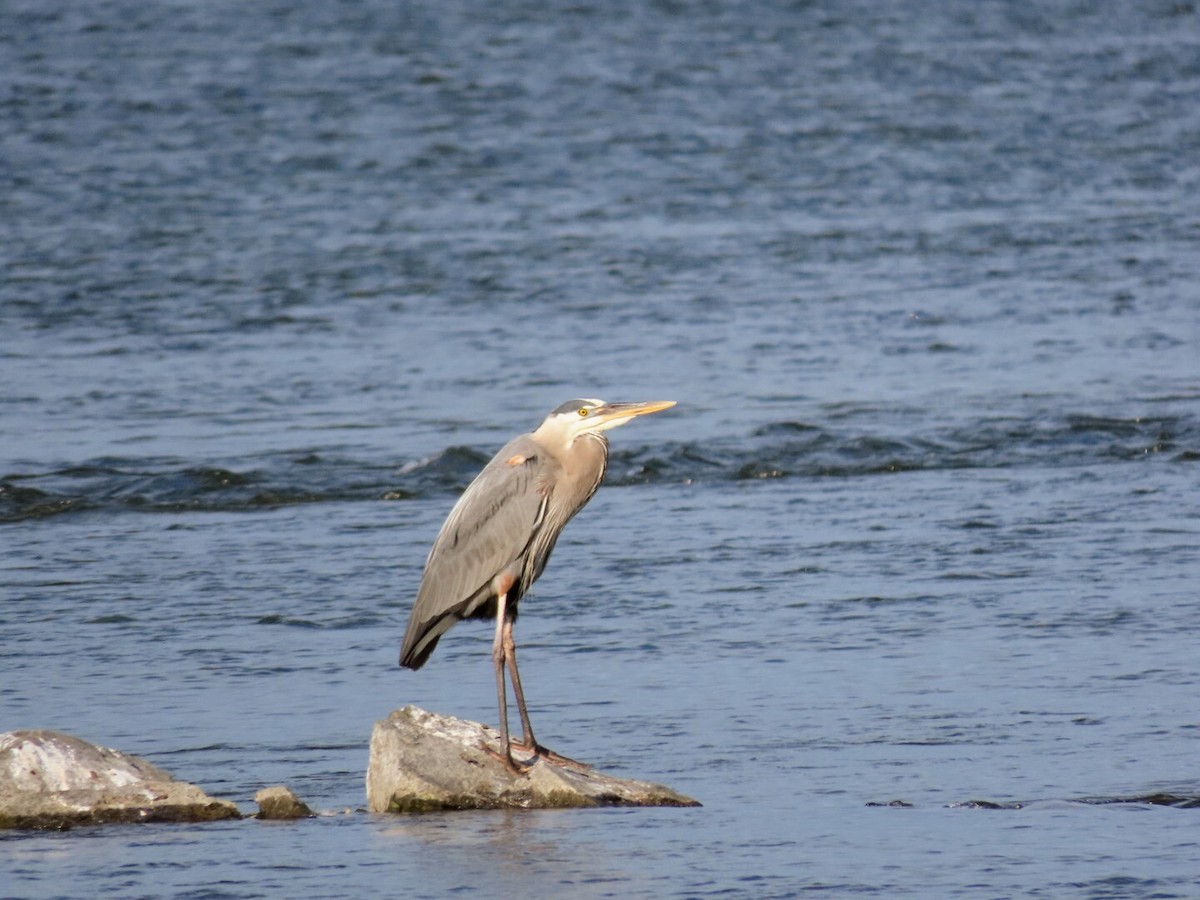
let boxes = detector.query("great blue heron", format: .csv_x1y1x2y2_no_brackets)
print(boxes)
399,398,676,772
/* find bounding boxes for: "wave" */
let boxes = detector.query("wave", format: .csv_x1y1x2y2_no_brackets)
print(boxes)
2,413,1195,523
873,792,1200,810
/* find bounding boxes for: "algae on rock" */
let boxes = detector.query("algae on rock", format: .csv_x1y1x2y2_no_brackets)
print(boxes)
367,706,700,813
0,730,241,830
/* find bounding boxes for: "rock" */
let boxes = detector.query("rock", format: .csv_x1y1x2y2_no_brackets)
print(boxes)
366,706,700,813
0,730,241,830
254,785,314,819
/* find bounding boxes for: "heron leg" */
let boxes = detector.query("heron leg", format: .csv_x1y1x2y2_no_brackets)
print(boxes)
503,617,539,752
504,619,588,770
491,591,511,754
489,590,532,775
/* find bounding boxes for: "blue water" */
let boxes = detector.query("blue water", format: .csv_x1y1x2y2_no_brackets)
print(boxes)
3,0,1200,896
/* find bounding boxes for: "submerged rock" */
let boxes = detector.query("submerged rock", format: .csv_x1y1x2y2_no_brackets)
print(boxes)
254,785,314,819
366,706,700,813
0,730,241,830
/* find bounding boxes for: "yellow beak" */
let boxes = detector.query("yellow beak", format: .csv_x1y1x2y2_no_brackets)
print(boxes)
593,400,677,423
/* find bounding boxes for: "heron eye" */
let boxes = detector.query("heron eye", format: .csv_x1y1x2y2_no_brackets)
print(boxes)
577,407,589,417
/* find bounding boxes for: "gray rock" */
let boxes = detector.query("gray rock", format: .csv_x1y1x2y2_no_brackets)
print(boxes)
254,785,314,819
366,706,700,813
0,730,241,829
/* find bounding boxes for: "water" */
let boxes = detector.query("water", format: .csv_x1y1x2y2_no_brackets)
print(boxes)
3,0,1199,895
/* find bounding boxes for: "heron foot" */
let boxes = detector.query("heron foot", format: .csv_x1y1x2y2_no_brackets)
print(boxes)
510,740,589,771
481,741,536,775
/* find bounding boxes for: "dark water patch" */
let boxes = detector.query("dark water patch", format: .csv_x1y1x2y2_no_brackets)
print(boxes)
395,445,493,493
735,412,1199,480
0,481,85,522
1080,793,1200,810
234,313,336,332
255,615,322,629
149,744,238,757
607,445,699,484
1,456,400,521
0,451,473,521
752,421,823,437
253,613,381,630
3,409,1196,522
325,613,386,629
948,799,1021,810
942,793,1200,811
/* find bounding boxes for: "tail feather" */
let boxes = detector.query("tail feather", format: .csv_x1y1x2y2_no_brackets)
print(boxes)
399,612,458,670
399,633,439,670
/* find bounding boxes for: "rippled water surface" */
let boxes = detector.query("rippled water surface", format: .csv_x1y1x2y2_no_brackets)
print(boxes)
3,0,1199,896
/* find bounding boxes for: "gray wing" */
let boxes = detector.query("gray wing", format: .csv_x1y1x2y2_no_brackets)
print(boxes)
399,434,558,669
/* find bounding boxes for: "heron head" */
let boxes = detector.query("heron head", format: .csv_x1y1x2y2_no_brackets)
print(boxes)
536,398,676,446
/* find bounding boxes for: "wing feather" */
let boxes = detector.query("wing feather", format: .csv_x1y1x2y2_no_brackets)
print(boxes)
399,434,557,668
